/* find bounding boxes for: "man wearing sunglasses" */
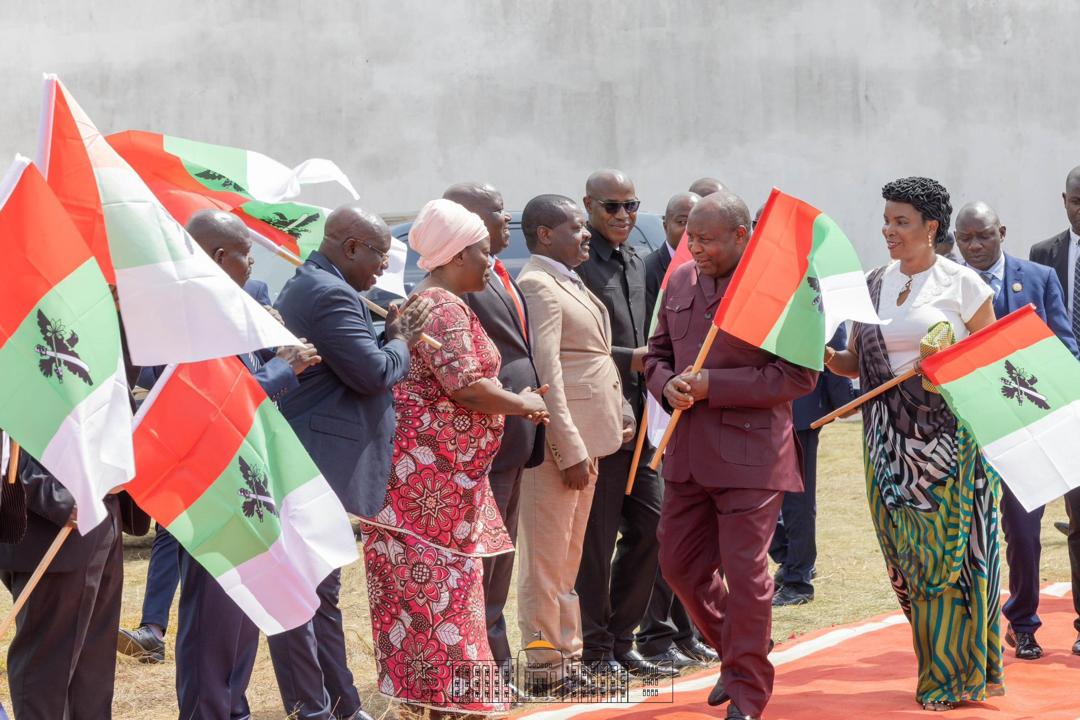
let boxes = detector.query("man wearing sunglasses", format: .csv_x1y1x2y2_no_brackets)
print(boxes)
574,169,667,677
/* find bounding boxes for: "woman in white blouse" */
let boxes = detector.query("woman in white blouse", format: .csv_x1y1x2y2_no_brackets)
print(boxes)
826,177,1001,712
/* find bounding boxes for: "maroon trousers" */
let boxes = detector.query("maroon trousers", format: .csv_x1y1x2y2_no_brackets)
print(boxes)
657,479,782,717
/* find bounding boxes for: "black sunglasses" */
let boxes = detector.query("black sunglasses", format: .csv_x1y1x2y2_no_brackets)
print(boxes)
592,198,641,214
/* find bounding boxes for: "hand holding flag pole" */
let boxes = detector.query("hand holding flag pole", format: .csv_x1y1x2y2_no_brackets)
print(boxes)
271,246,442,350
648,324,720,470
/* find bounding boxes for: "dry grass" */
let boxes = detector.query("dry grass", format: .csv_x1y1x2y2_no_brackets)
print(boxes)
0,420,1073,718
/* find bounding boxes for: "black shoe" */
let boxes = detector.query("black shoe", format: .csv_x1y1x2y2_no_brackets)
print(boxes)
708,677,730,706
615,649,677,677
556,673,603,700
339,711,374,720
1072,631,1080,656
772,585,813,607
1005,628,1043,660
726,701,757,719
1055,521,1070,536
677,637,719,663
117,625,165,664
644,646,698,669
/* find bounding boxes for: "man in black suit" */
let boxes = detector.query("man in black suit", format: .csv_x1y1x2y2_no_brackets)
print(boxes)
271,204,431,720
575,169,668,676
1029,164,1080,656
443,182,544,679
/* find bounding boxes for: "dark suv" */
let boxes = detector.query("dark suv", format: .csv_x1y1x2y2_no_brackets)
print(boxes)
367,211,667,306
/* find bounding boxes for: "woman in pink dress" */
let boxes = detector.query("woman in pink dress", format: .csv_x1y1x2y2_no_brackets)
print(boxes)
361,199,548,718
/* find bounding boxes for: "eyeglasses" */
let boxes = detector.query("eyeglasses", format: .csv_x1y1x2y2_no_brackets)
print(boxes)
591,198,641,214
354,238,390,263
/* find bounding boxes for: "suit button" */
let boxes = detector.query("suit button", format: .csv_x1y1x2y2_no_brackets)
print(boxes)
743,422,751,429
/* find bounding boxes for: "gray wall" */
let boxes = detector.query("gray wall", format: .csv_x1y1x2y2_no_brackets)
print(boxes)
2,1,1077,265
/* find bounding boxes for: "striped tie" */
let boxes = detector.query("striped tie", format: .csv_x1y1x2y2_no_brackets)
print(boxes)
1072,246,1080,342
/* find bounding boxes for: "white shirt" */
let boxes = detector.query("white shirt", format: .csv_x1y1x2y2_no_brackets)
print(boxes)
877,258,993,373
1068,229,1080,314
665,241,676,259
532,254,586,288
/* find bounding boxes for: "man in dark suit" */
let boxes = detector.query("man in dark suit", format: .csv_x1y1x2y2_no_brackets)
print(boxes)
769,326,853,606
575,169,667,676
167,210,321,720
272,204,431,720
958,200,1079,660
645,191,817,719
443,182,544,678
636,190,718,668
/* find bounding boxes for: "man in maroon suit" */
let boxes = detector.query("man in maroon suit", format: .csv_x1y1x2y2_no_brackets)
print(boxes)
644,191,817,720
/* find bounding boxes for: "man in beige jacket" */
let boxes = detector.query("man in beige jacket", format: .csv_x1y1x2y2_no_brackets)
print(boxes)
516,194,630,693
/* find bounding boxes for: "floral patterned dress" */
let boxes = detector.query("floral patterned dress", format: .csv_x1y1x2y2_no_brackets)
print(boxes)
361,287,514,716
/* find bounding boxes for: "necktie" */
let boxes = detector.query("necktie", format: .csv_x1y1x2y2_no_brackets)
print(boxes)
979,271,1001,297
493,259,528,341
1072,243,1080,342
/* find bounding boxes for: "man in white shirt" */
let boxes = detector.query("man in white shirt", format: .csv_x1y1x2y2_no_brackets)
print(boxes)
1028,165,1080,657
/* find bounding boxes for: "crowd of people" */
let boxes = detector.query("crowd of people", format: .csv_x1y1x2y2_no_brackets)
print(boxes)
1,165,1080,720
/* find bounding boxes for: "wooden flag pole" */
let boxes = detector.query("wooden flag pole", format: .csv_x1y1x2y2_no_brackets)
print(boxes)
625,405,649,495
648,324,720,470
6,441,18,484
268,245,442,350
810,368,916,430
0,522,74,642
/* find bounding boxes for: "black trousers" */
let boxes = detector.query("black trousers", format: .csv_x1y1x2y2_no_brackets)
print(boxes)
769,428,819,595
575,445,663,660
176,547,260,720
482,464,523,665
1065,486,1080,633
1,509,123,720
267,568,361,720
141,523,180,630
634,570,695,656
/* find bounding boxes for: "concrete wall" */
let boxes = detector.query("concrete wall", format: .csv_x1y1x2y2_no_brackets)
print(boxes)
2,1,1077,265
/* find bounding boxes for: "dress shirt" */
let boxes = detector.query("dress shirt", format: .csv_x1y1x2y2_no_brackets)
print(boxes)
533,254,587,288
965,251,1005,297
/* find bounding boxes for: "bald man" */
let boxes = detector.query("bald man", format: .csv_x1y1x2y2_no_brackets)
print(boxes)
444,182,543,684
688,177,727,198
575,169,666,675
645,192,699,317
271,205,430,720
173,210,321,720
645,192,817,719
957,200,1077,660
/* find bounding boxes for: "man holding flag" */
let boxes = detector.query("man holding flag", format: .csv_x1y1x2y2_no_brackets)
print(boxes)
644,191,817,720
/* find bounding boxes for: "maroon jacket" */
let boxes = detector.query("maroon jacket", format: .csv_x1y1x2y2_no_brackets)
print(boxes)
644,263,818,492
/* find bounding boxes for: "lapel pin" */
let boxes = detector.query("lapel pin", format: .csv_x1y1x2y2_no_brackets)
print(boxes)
1012,282,1022,292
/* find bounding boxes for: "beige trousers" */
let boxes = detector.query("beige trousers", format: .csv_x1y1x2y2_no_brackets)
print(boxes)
516,450,598,668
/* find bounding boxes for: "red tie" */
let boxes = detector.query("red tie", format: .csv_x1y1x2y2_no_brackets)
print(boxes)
493,260,528,341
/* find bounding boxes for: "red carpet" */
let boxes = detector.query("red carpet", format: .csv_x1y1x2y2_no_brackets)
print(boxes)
519,585,1080,719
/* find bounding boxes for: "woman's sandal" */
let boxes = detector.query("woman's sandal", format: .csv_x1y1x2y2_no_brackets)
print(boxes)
922,700,957,712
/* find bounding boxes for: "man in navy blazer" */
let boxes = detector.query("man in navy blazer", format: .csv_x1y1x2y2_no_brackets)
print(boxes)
769,325,854,606
956,201,1079,662
271,204,431,720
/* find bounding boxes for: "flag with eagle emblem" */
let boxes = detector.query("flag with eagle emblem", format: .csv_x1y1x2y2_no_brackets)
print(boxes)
126,356,357,634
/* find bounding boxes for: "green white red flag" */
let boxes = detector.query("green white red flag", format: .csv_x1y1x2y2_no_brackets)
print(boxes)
128,357,358,633
921,305,1080,511
0,157,133,532
713,188,881,369
106,130,408,299
36,74,301,365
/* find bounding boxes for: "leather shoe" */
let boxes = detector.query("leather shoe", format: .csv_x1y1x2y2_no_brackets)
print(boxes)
615,649,677,676
708,677,730,706
644,646,698,669
772,585,814,607
677,637,719,663
1055,521,1070,536
1004,628,1043,660
117,625,165,664
340,711,374,720
726,701,757,719
1072,631,1080,656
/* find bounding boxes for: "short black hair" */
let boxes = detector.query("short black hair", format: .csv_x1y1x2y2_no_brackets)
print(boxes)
881,176,952,245
522,194,576,251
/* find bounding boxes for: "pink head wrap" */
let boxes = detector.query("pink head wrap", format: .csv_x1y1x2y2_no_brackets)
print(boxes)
408,199,489,272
